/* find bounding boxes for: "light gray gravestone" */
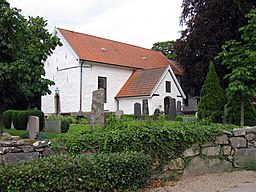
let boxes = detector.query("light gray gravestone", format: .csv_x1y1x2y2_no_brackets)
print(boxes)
28,116,39,139
115,110,124,119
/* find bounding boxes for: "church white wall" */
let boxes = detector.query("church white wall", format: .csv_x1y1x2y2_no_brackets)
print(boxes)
82,62,133,112
42,34,80,114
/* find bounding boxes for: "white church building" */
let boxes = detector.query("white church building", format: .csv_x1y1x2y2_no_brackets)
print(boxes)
42,28,186,115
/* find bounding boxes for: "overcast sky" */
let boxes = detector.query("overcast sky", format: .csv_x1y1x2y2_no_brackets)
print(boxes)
8,0,183,48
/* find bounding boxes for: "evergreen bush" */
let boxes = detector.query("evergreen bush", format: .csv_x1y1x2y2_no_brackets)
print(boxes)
3,110,16,129
198,61,226,123
0,151,152,191
61,119,70,133
17,111,29,130
12,110,21,130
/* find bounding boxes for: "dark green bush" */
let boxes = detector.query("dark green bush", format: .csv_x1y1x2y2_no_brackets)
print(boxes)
17,111,29,130
0,151,152,192
12,110,21,129
28,109,45,131
61,119,70,133
3,110,16,129
198,61,226,123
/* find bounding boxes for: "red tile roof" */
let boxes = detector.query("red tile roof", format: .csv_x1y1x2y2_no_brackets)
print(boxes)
116,67,166,98
58,28,182,75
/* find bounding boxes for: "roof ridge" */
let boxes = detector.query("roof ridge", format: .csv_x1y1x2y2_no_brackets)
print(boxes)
57,27,159,52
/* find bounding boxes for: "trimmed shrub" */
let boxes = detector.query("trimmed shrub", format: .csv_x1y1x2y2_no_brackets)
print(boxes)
3,110,16,129
198,61,226,123
17,111,29,130
12,110,21,130
0,151,152,191
28,109,45,131
61,119,70,133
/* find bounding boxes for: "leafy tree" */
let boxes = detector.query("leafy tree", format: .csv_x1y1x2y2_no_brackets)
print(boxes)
151,40,176,60
197,61,225,123
175,0,249,96
0,0,61,133
216,8,256,126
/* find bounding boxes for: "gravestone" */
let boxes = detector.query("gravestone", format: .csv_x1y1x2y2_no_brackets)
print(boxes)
142,99,149,117
115,110,124,119
223,104,227,124
134,102,141,119
153,108,161,120
176,101,182,116
45,120,61,133
91,88,105,128
169,98,176,120
27,116,39,139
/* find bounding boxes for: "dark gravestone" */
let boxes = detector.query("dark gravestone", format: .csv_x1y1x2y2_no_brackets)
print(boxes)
169,98,176,120
134,102,142,119
176,101,182,116
142,99,149,117
153,108,161,120
91,88,105,129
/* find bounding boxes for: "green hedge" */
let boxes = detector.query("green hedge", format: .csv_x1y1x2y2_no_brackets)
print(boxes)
53,118,235,166
0,151,152,192
3,110,16,129
3,109,45,130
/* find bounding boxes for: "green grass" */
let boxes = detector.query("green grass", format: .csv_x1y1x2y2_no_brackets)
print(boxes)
3,124,90,139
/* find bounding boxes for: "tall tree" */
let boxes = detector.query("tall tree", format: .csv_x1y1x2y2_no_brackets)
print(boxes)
216,8,256,126
151,40,176,60
175,0,246,96
0,0,61,133
197,61,225,123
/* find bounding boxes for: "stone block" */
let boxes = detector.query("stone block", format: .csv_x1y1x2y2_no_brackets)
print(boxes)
215,134,229,145
183,144,200,157
233,128,246,136
91,88,105,127
222,146,232,156
20,146,35,153
42,147,55,157
33,141,51,148
45,120,61,133
183,156,232,176
2,152,39,164
201,146,221,157
200,142,213,147
246,127,256,134
233,148,256,167
229,137,247,148
245,133,256,142
168,158,185,170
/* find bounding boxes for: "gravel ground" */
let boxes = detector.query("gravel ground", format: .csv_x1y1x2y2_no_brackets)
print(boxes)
145,170,256,192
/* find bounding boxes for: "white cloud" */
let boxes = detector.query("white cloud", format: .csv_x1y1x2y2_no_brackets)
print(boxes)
8,0,182,48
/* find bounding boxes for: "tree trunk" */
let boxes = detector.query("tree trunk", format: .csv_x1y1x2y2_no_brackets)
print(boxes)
0,105,4,135
240,98,245,127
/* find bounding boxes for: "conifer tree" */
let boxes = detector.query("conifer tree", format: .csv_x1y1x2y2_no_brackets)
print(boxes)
197,61,226,123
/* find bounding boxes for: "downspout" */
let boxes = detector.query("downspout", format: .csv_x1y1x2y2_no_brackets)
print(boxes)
79,61,84,114
115,97,120,110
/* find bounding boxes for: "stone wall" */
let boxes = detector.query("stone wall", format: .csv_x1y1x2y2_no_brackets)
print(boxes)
163,126,256,177
0,133,51,164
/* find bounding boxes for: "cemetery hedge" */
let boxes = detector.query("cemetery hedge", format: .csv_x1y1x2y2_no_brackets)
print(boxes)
3,109,45,131
52,116,235,166
0,151,152,192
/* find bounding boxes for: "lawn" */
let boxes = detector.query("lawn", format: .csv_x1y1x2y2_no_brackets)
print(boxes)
3,124,90,139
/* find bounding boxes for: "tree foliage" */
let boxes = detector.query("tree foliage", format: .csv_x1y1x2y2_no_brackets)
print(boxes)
216,8,256,126
151,40,176,60
0,0,61,132
197,61,225,123
175,0,249,96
